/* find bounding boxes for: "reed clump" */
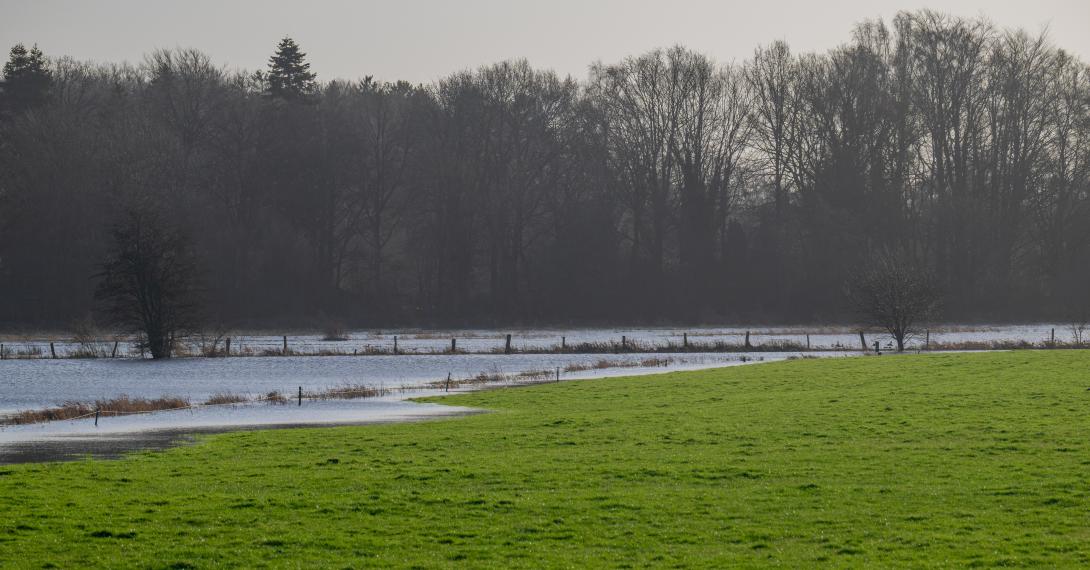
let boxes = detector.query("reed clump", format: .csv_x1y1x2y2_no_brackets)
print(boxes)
262,391,289,404
305,384,389,400
204,392,249,405
2,395,191,426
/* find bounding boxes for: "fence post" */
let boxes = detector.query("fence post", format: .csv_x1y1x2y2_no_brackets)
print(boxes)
50,342,56,359
745,331,752,350
556,366,560,383
0,343,4,360
858,331,867,351
683,333,688,349
621,335,627,350
283,335,288,355
298,386,302,406
806,334,811,350
225,337,231,356
451,338,457,353
561,336,566,351
925,330,930,350
95,408,100,427
446,372,451,392
393,336,398,355
111,340,119,358
505,334,512,355
1051,328,1056,344
874,341,880,354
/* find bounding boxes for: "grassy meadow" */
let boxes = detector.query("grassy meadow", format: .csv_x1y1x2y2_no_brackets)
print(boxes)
2,351,1089,567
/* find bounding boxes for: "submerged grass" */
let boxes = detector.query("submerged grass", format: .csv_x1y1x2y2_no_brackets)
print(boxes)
203,392,249,406
2,395,191,425
4,385,397,425
3,352,1090,567
303,384,390,400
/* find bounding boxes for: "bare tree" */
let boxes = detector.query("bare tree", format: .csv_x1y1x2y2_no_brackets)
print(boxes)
95,208,203,359
846,251,941,351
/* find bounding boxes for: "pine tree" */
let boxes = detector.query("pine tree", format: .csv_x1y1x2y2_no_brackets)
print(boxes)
1,43,52,116
265,37,317,101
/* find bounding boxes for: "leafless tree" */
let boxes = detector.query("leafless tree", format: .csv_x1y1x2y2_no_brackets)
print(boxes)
95,208,203,359
846,251,941,351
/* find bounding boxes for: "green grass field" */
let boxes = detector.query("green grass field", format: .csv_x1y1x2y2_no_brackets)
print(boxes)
3,351,1090,568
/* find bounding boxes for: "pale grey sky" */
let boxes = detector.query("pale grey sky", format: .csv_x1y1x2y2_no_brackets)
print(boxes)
2,0,1088,83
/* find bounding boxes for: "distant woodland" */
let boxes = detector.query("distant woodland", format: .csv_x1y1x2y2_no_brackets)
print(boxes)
1,10,1088,328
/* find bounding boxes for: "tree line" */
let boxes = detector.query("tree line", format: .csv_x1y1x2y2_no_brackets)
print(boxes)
1,10,1088,329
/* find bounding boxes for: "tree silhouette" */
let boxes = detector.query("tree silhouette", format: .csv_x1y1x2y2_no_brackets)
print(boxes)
265,37,316,101
1,43,51,116
95,209,204,359
846,251,941,352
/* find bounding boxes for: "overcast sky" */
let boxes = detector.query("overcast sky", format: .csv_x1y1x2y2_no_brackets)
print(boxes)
3,0,1088,84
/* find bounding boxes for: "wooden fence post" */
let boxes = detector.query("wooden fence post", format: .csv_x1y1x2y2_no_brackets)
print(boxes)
621,335,627,350
0,343,4,360
1051,328,1056,344
111,341,119,358
505,334,512,354
224,337,231,356
283,336,288,355
94,408,100,427
858,331,867,351
806,334,811,350
683,333,688,349
393,336,398,355
556,367,560,383
451,338,457,353
298,386,302,406
925,330,930,350
446,372,451,392
744,331,752,350
561,336,566,351
50,342,56,359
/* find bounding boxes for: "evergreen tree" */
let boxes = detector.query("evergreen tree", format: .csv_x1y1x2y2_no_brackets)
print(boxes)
2,44,51,116
265,37,316,101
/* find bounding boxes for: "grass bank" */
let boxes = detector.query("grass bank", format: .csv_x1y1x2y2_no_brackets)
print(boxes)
2,351,1089,567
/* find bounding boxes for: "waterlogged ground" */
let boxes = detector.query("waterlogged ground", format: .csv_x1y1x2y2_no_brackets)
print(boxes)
0,323,1073,357
0,352,813,414
0,321,1070,462
0,351,855,461
4,352,1089,566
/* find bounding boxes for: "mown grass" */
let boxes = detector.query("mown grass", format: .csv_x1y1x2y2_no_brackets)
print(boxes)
2,351,1090,567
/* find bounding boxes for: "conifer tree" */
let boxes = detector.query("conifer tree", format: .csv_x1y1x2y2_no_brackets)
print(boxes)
265,37,316,101
1,43,52,116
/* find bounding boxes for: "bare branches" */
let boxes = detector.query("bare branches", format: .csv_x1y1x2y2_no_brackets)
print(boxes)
846,250,940,351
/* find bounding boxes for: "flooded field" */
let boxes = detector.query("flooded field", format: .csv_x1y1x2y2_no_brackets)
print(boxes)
0,349,857,462
0,322,1071,463
0,323,1074,357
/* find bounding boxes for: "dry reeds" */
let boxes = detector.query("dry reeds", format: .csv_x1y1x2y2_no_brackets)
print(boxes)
204,392,249,405
321,322,350,342
262,391,289,404
2,395,191,426
304,384,389,400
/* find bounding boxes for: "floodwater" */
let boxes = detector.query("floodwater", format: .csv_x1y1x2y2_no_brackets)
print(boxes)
0,322,1069,463
0,323,1071,358
0,396,480,464
0,350,851,463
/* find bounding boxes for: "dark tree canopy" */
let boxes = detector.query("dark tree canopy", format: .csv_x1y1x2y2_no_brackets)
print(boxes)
265,37,317,100
1,43,51,116
95,209,204,359
0,10,1088,330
